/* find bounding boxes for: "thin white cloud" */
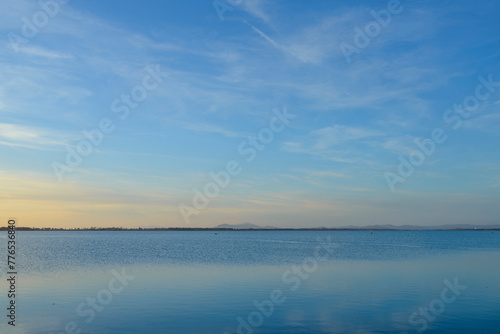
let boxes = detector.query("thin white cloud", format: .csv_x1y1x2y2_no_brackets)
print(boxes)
243,20,308,63
241,0,271,23
0,123,68,150
304,170,348,179
180,122,246,138
282,125,386,166
284,12,362,65
15,46,73,59
381,136,415,155
461,112,500,132
311,125,384,149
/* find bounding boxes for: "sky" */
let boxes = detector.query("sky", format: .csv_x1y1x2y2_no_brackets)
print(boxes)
0,0,499,228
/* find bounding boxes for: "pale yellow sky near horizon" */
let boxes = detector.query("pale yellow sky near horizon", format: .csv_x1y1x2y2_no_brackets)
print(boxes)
3,169,498,229
1,170,350,228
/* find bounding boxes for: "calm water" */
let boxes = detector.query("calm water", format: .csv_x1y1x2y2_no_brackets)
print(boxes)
0,231,499,333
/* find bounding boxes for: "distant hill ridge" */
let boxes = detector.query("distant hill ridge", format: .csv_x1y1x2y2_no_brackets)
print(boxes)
215,223,277,229
4,223,499,231
338,224,500,230
214,223,500,230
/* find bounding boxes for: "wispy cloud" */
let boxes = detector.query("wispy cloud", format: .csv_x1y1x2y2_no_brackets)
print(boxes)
0,123,69,150
243,20,308,63
180,121,246,138
283,125,384,154
15,46,73,59
311,126,384,149
461,112,500,132
241,0,271,23
300,170,348,179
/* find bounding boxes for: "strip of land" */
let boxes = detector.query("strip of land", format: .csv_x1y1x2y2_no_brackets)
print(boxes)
1,223,499,231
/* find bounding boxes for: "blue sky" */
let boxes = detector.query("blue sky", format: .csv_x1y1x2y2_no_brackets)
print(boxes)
1,0,499,228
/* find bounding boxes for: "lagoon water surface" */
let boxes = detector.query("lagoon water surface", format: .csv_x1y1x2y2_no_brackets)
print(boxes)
1,230,499,333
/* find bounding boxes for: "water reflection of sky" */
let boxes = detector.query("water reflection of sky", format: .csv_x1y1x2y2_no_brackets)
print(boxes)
0,231,499,333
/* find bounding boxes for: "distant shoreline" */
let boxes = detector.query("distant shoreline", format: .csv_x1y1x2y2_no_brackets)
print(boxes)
1,227,499,231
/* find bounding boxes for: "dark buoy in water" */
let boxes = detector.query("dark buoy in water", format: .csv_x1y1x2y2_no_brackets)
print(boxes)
370,232,373,234
215,232,217,235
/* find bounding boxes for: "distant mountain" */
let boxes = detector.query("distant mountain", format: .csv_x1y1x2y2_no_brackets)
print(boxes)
214,223,500,230
338,224,500,230
215,223,278,229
